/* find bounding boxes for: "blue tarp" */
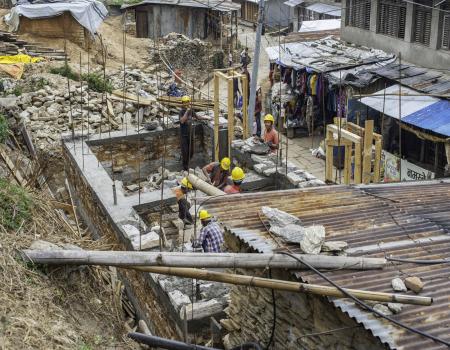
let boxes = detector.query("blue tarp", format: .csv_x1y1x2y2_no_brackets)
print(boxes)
403,100,450,137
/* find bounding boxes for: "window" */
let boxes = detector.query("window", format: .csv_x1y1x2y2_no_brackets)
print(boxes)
442,3,450,49
378,0,407,39
346,0,371,30
413,0,432,45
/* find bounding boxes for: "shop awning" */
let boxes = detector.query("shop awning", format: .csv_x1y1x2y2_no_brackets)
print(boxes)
299,19,341,32
360,85,450,137
306,3,341,17
283,0,304,7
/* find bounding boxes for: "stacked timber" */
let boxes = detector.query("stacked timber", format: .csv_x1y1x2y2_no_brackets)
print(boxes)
157,96,214,110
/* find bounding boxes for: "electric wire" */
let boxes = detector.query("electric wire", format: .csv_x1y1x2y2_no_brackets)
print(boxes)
279,251,450,348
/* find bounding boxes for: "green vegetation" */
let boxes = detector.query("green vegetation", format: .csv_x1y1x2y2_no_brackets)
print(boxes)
0,114,8,143
49,63,79,81
0,178,33,231
50,64,112,93
82,72,113,93
12,85,22,96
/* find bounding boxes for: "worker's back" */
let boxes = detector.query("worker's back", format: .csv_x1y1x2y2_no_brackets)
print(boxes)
223,184,241,194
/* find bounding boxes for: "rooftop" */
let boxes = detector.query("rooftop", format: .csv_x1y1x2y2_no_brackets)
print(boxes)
203,180,450,350
121,0,240,12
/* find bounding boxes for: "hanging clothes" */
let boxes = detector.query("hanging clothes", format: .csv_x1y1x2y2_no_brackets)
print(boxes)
306,96,314,135
310,74,318,96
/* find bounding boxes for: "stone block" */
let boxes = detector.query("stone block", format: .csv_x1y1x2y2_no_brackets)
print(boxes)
404,276,424,293
181,299,224,320
263,167,276,176
168,290,191,311
287,172,304,186
373,303,392,316
391,278,407,292
321,241,348,252
387,303,403,314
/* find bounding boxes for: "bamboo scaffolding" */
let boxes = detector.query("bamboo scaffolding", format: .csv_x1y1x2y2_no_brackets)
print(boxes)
128,266,432,306
21,250,386,270
157,96,214,110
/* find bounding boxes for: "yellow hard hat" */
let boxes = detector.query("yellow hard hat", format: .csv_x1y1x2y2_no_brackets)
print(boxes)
199,210,212,220
181,177,193,189
220,157,231,170
231,167,245,182
264,114,274,123
181,95,191,103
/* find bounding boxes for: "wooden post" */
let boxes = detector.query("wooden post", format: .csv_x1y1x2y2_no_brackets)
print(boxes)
344,144,351,184
354,141,362,184
214,73,220,161
0,145,27,187
362,120,374,184
242,74,249,138
373,138,382,183
325,127,333,182
227,77,234,156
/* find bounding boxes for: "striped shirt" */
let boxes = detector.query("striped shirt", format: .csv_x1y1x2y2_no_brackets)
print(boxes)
196,221,224,253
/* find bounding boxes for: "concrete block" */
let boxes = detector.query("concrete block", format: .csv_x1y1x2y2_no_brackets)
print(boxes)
168,290,191,311
287,172,304,186
181,299,224,320
131,231,160,250
263,167,277,176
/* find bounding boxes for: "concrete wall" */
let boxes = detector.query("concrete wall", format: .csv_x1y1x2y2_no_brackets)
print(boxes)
340,0,450,70
265,0,291,27
136,4,207,39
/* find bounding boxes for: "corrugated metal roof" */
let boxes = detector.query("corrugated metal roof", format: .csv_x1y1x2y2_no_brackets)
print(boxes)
371,61,450,95
203,181,450,350
299,19,341,32
265,36,394,73
360,84,450,137
283,0,304,7
121,0,240,11
306,2,341,17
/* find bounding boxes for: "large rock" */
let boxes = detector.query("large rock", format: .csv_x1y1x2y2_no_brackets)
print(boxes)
391,278,407,292
300,225,325,254
404,276,424,293
321,241,348,252
373,304,392,316
262,206,302,227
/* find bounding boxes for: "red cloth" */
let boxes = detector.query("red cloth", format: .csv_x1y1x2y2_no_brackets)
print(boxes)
224,184,241,194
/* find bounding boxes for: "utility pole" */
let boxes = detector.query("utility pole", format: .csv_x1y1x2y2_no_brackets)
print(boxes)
247,0,265,135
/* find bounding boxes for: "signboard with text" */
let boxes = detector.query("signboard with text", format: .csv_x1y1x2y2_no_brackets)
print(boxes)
381,151,434,183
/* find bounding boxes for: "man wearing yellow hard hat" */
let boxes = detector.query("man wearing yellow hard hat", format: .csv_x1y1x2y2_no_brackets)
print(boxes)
202,157,231,189
224,167,245,194
173,177,194,225
179,95,196,171
260,113,279,153
192,210,224,252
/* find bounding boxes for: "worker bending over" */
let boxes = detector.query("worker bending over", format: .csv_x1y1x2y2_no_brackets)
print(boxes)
192,210,224,252
261,114,279,153
202,157,231,189
179,95,196,171
224,167,245,194
173,177,194,225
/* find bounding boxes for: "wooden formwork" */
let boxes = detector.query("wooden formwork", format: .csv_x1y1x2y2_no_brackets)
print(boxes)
325,118,382,185
213,69,248,160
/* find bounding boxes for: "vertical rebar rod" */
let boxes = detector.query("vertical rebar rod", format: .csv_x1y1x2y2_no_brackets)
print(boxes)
123,13,128,135
398,52,402,182
80,52,85,170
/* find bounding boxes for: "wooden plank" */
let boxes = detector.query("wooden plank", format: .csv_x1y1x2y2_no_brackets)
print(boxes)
65,179,81,238
344,144,351,185
51,200,75,214
21,125,37,160
362,120,374,185
327,124,362,144
110,90,154,106
354,142,362,184
214,73,220,161
227,78,234,157
241,75,249,138
0,145,27,186
373,139,382,183
325,128,333,183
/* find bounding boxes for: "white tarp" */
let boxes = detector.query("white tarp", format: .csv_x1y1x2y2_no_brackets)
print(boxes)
5,0,108,35
299,19,341,32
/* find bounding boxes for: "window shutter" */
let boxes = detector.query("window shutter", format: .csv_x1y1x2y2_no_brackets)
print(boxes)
378,0,406,39
346,0,371,30
443,15,450,49
413,3,432,46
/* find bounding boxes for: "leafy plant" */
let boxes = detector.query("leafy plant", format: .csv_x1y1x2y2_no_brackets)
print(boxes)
50,64,79,81
0,114,8,143
12,86,22,96
81,72,113,93
0,178,33,231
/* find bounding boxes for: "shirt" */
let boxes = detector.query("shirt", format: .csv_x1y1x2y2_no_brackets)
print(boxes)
224,184,241,194
263,128,279,149
196,221,224,253
204,162,229,188
179,108,195,137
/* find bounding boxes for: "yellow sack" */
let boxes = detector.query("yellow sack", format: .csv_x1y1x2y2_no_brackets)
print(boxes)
0,54,44,64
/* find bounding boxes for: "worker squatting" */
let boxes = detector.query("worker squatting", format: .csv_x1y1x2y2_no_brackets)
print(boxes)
173,95,280,252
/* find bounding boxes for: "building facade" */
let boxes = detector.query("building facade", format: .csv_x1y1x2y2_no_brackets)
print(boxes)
341,0,450,69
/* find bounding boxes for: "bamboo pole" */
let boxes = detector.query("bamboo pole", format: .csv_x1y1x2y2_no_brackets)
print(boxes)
186,174,225,196
128,266,432,306
21,250,387,270
362,120,374,185
214,73,220,161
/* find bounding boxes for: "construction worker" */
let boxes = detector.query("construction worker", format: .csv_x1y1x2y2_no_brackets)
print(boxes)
179,95,196,171
192,210,224,252
202,157,231,189
261,114,279,153
173,177,194,225
224,167,245,194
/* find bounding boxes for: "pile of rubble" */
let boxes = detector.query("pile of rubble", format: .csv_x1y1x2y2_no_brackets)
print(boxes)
232,138,326,188
154,33,212,76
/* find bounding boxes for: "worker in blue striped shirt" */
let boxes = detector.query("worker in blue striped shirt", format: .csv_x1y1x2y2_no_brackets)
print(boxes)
192,210,224,253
